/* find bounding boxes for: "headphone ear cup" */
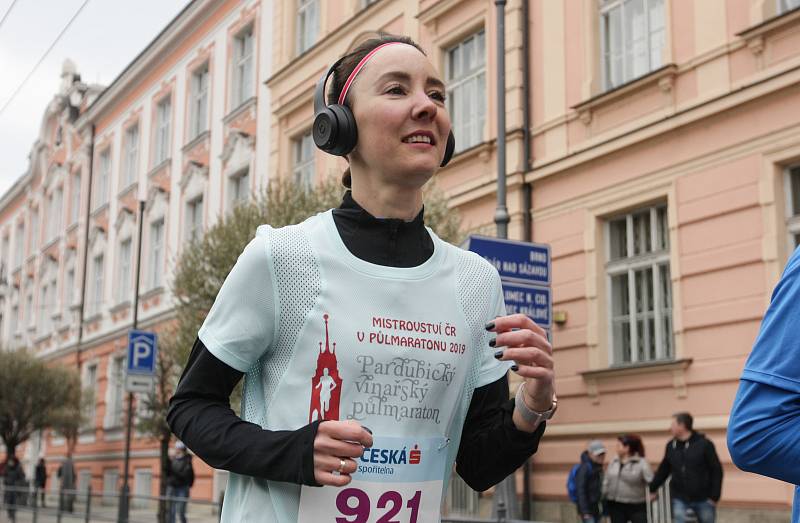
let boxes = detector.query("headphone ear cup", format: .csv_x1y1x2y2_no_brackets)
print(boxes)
440,131,456,167
313,109,339,153
328,104,358,156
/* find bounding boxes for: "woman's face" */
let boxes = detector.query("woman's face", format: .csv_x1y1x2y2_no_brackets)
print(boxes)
617,440,629,457
347,45,452,187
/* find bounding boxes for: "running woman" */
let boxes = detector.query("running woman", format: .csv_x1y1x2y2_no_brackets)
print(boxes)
168,33,556,522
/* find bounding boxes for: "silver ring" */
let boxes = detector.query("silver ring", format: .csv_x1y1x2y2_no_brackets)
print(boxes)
337,458,346,473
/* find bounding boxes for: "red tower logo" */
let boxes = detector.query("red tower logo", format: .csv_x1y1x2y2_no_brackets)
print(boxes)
308,314,343,423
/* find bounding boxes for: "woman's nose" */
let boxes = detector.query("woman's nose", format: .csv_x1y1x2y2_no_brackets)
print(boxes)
411,90,437,121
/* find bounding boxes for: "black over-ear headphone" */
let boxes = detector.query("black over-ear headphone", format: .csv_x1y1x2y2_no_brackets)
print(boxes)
312,57,456,167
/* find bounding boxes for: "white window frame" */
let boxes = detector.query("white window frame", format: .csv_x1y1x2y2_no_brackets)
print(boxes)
30,209,39,251
11,304,19,336
102,469,120,504
70,172,81,224
39,283,49,334
786,165,800,252
600,0,666,91
190,64,210,139
154,96,172,166
149,219,164,289
25,291,33,329
117,239,132,303
185,196,204,243
123,124,139,188
605,204,673,366
14,222,24,267
49,187,63,241
446,30,487,153
83,363,98,430
228,168,250,209
92,254,104,316
296,0,320,55
65,267,75,311
778,0,800,14
233,27,254,108
95,149,111,209
292,131,315,190
105,355,125,428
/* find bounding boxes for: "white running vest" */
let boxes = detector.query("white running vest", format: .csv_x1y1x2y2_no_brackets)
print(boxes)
199,210,509,522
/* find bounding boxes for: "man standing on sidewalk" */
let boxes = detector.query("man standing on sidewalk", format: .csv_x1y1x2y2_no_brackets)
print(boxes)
649,412,723,523
166,441,194,523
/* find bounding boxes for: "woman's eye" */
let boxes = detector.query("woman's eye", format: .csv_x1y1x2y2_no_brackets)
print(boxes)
429,91,446,102
387,85,406,95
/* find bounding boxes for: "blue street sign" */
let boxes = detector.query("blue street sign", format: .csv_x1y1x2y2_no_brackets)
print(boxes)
501,281,552,328
465,235,551,285
127,330,157,376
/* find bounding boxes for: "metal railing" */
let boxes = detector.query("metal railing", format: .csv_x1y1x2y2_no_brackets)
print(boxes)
1,483,222,523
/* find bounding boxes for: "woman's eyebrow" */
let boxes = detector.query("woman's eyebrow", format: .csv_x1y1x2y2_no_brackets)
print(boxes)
376,71,445,90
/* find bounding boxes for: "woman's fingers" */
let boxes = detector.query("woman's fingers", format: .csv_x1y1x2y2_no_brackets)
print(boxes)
496,347,554,369
494,330,552,356
317,420,373,448
487,313,547,338
313,420,371,486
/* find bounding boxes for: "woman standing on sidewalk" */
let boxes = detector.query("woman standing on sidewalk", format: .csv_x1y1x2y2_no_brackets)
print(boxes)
603,434,653,523
168,33,557,523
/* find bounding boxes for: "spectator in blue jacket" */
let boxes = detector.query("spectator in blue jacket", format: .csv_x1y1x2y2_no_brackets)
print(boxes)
576,440,607,522
728,246,800,522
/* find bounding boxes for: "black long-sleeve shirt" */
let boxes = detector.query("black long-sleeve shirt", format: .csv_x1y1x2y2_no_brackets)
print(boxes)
167,191,545,491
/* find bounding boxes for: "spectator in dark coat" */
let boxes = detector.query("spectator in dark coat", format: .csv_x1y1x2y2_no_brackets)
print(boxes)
167,441,194,523
649,412,723,523
576,439,607,522
58,453,76,512
3,456,25,523
34,457,47,507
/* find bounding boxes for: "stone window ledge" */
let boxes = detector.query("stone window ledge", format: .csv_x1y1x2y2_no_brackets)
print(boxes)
581,358,692,403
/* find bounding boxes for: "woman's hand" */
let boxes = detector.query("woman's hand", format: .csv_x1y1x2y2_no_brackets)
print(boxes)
487,313,556,431
313,420,373,486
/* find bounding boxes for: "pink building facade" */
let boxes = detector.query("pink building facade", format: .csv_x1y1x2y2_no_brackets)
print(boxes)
2,0,799,520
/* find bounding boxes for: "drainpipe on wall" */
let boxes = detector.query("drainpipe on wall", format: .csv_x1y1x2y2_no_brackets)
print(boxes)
75,123,95,371
521,0,535,518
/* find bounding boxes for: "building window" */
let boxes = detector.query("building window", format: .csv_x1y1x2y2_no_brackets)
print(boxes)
186,196,204,243
123,124,139,188
30,209,39,251
607,204,673,365
70,172,81,224
133,469,152,509
149,220,164,289
14,222,24,267
190,64,210,139
787,165,800,250
229,168,250,209
39,284,49,335
446,30,486,152
83,363,98,430
154,96,172,166
65,268,75,310
233,28,254,108
601,0,665,90
102,469,119,504
117,239,132,303
11,304,19,335
292,131,315,190
107,356,125,428
779,0,800,14
25,292,33,328
296,0,319,54
47,187,63,242
95,149,111,209
91,254,104,316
